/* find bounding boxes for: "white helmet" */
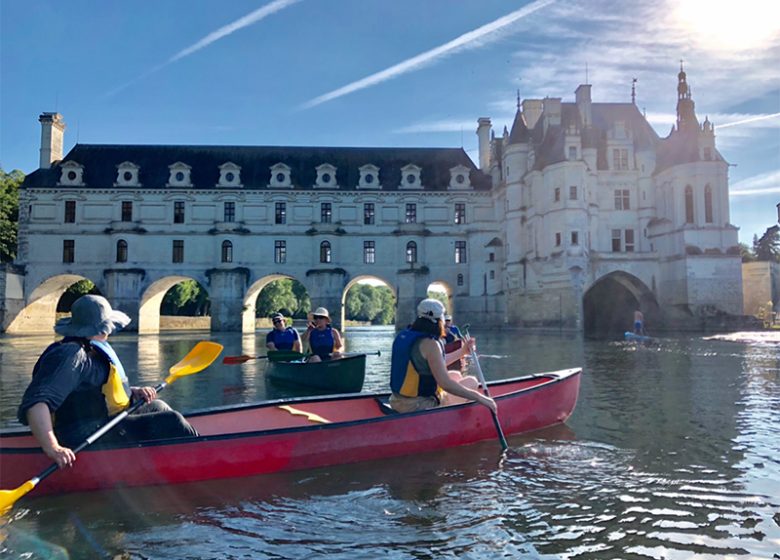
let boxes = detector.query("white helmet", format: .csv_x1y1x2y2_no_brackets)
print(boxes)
417,298,446,322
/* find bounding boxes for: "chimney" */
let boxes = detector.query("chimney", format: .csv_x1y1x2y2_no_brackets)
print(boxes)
521,99,543,130
39,112,66,169
476,117,492,171
575,84,592,127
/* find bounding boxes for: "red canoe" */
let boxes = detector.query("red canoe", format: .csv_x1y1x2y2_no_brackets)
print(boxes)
0,368,580,497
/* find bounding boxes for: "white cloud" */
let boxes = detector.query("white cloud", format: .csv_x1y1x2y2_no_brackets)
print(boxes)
393,119,478,134
299,0,556,109
730,169,780,197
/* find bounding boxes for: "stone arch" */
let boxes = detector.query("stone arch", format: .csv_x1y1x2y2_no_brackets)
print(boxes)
242,274,307,333
427,280,457,315
341,274,397,328
583,271,660,338
138,275,210,334
6,273,103,334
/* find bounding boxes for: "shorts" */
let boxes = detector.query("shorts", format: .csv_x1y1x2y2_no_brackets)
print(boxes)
388,393,439,413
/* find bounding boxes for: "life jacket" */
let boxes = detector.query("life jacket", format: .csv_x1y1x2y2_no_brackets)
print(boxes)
309,326,335,358
90,339,132,416
390,328,442,397
268,327,298,351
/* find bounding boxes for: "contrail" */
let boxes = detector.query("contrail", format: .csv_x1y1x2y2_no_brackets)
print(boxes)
104,0,301,98
718,112,780,128
300,0,556,110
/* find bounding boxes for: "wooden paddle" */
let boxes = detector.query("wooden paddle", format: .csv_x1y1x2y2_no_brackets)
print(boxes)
461,325,508,450
223,350,381,365
0,340,224,515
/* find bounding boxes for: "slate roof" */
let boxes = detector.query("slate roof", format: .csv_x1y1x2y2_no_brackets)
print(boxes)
23,144,492,191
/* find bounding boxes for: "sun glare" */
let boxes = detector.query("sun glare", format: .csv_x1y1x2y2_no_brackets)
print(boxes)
673,0,780,51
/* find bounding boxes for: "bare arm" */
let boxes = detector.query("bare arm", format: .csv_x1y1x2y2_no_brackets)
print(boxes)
332,329,345,353
420,339,495,413
444,339,472,367
26,402,76,468
266,342,278,351
292,333,302,353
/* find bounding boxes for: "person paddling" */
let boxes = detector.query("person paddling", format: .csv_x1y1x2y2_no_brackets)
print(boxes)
389,298,496,414
266,313,302,353
17,295,198,469
301,307,344,363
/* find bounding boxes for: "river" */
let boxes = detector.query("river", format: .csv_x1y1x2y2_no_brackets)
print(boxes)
1,327,778,559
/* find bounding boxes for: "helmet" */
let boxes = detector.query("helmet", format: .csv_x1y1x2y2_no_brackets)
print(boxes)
417,298,446,322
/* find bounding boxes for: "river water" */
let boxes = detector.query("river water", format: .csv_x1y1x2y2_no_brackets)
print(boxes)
1,327,778,559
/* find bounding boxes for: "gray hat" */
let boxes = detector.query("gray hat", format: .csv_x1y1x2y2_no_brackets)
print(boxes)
271,313,285,322
54,295,131,338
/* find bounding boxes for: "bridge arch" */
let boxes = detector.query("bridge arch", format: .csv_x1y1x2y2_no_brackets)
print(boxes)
341,274,397,328
242,274,309,333
138,275,210,334
583,271,660,338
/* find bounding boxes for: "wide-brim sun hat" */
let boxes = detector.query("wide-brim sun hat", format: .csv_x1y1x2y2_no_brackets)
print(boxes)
54,294,131,338
311,307,331,323
417,298,445,323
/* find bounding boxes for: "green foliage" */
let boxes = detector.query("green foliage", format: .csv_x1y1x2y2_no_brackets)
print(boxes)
0,167,24,262
345,284,396,324
161,280,210,316
739,242,756,263
753,227,780,262
256,278,310,318
57,279,100,312
426,290,449,311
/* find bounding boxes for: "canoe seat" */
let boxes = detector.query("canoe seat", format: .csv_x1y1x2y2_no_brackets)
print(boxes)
375,397,398,415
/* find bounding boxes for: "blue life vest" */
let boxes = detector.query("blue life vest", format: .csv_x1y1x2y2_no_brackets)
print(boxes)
390,328,442,397
267,327,299,350
309,326,335,358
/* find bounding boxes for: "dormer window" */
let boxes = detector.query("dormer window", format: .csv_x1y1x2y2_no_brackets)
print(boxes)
448,165,472,190
358,164,381,189
269,163,292,188
315,163,339,189
58,161,85,186
217,162,242,187
167,162,192,187
115,161,141,187
400,164,422,189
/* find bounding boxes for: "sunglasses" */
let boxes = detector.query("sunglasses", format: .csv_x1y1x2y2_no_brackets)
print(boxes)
272,319,282,324
313,315,326,320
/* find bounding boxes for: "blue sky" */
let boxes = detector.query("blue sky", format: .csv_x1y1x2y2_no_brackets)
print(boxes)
1,0,778,244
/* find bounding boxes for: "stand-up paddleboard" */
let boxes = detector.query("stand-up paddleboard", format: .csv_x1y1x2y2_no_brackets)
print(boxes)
624,331,657,344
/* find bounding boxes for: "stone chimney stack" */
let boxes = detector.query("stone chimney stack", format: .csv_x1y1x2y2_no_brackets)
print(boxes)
39,112,66,169
575,84,592,127
476,117,492,171
521,99,543,130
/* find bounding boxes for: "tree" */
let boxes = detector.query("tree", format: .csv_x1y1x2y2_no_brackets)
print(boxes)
426,290,449,310
739,242,756,263
753,226,780,262
0,167,24,262
345,284,395,324
57,279,101,312
161,280,210,316
256,279,299,318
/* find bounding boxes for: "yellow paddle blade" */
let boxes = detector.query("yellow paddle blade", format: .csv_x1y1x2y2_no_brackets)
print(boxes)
163,341,223,384
0,480,36,517
278,405,331,424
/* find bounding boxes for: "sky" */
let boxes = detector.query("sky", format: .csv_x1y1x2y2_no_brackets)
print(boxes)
1,0,778,244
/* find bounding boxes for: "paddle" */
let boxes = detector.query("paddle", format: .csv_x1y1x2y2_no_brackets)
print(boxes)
0,340,223,515
223,350,381,365
461,325,508,451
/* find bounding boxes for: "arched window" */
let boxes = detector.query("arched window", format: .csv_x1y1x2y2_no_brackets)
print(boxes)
320,241,331,263
116,239,128,263
704,184,713,223
406,241,417,264
684,185,694,224
221,240,233,263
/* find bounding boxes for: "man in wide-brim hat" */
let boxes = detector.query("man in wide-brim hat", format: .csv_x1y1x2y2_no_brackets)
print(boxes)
17,295,198,469
301,306,345,362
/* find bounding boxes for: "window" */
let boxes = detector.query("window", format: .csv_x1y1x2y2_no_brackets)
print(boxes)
614,189,630,210
612,229,622,252
613,148,629,170
64,201,76,223
685,185,694,223
221,240,233,263
455,241,467,264
569,186,577,200
121,201,133,222
364,203,375,225
489,270,495,279
454,203,466,224
274,240,286,264
568,146,577,160
625,229,635,252
457,273,464,286
63,240,74,263
174,201,185,224
172,240,184,263
571,231,579,245
554,188,561,202
555,232,562,247
364,241,375,264
224,201,235,223
275,202,286,224
406,241,417,264
405,203,417,224
320,241,331,263
488,252,495,262
704,185,713,223
321,203,332,224
116,239,128,263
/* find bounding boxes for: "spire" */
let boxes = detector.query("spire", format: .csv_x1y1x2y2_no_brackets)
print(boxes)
631,78,637,105
675,61,698,132
516,89,521,110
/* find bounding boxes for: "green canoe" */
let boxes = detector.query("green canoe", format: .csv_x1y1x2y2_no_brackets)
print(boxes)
266,353,367,393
